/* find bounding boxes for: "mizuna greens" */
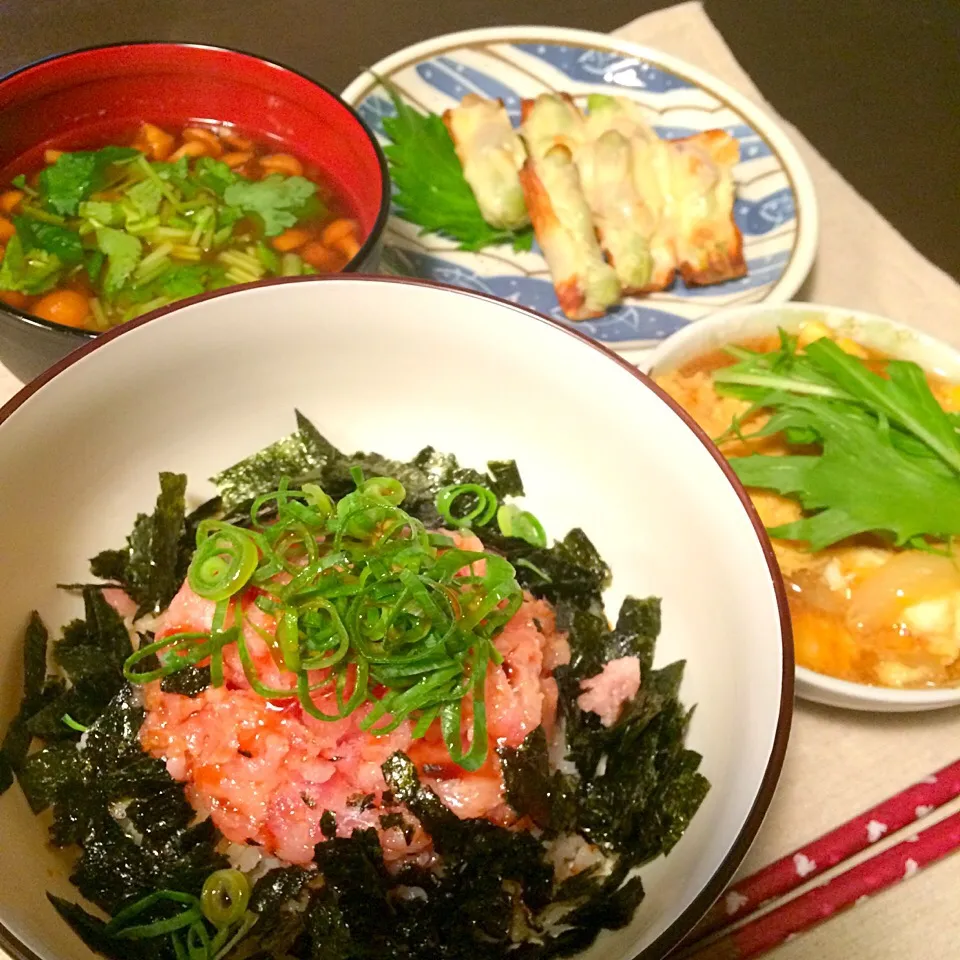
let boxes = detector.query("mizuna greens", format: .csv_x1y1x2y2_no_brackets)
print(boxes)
0,413,709,960
713,331,960,550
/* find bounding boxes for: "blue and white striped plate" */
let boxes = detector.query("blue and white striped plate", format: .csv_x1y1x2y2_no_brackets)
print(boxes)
342,27,818,365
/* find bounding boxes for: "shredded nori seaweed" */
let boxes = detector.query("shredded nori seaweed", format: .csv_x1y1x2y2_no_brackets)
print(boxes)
2,411,709,960
160,664,211,697
90,471,188,617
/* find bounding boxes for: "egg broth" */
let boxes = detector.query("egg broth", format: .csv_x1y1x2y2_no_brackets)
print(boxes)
656,322,960,689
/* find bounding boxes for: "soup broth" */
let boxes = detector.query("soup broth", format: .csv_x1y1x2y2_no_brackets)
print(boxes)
0,122,363,331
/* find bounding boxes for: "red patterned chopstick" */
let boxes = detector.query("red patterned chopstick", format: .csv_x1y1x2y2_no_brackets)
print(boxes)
691,758,960,939
678,807,960,959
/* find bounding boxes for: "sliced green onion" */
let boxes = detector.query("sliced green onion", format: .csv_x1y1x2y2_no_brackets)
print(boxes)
435,483,498,529
200,869,251,928
105,889,200,938
212,911,258,960
62,713,88,733
361,476,406,505
188,521,259,601
496,503,547,548
277,607,301,672
122,470,526,771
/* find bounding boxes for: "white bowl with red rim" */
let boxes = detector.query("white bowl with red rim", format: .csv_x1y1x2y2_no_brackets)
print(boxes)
0,275,792,960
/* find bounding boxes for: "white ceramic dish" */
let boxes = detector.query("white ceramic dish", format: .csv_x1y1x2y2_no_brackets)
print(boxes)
0,276,791,960
341,26,818,366
645,301,960,713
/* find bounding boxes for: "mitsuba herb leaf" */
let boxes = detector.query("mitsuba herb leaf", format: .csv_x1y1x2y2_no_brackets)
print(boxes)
85,248,105,284
13,216,84,264
125,178,163,219
159,264,210,299
96,226,142,296
193,157,239,196
79,200,124,226
39,147,139,216
380,83,534,253
90,472,187,616
222,175,318,236
0,232,64,295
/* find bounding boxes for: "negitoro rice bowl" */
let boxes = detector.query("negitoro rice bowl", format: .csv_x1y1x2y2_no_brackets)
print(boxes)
0,412,708,960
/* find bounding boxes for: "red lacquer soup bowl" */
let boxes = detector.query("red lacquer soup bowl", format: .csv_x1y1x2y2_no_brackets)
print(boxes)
0,43,389,381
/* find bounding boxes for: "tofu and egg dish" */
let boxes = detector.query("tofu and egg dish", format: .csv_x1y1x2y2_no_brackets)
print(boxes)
656,321,960,690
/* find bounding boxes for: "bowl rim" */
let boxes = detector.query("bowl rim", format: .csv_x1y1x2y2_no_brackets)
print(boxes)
0,273,794,960
645,299,960,710
0,40,391,342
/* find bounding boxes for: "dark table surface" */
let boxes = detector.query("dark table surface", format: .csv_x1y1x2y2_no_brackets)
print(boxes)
1,0,958,282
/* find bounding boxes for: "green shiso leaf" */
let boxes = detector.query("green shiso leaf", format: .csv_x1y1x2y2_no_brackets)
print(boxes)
379,81,534,253
39,146,139,216
13,216,84,264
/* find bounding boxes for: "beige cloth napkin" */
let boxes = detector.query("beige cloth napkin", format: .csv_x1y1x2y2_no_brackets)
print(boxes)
614,5,960,960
